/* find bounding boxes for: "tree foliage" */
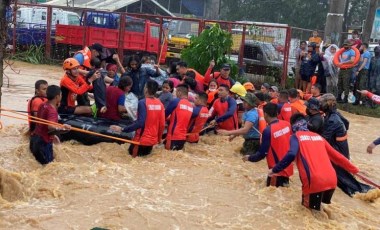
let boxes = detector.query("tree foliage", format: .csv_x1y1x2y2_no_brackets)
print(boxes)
220,0,370,30
181,24,237,77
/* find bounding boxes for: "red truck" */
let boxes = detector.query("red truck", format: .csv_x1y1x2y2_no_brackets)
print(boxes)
55,11,167,64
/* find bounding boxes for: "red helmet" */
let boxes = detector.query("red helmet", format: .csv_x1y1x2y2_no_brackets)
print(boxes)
63,58,80,70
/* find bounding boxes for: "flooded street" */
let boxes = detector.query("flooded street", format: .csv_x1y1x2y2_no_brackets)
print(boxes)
0,61,379,229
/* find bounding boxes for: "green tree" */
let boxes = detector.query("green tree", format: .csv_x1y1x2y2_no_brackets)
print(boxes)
181,24,238,78
220,0,372,30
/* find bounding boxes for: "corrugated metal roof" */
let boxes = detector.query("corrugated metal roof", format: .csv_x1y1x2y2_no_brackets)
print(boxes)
44,0,139,11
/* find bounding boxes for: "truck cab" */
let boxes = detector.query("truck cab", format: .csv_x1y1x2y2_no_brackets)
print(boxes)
15,7,80,29
242,40,283,80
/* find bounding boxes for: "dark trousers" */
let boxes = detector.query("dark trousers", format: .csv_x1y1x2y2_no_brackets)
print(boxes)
338,68,352,98
29,135,54,164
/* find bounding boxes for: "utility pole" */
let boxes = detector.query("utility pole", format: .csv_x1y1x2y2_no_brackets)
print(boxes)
362,0,379,43
324,0,347,46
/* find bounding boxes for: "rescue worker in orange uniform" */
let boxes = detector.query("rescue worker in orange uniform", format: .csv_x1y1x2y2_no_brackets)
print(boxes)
209,84,238,131
110,80,165,157
269,114,360,211
165,84,193,150
289,88,307,115
277,90,296,123
243,103,293,187
204,60,236,89
186,92,210,143
59,58,100,115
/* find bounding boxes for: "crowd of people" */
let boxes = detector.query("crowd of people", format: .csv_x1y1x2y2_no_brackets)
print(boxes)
295,30,379,106
27,40,379,212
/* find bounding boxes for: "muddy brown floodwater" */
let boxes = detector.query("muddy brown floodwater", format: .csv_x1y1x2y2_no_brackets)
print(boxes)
0,61,379,229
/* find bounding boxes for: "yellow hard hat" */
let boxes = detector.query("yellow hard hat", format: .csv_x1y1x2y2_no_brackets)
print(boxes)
230,82,247,97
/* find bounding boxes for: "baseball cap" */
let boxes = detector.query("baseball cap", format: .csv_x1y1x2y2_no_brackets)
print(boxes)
261,83,270,90
342,40,351,46
90,43,108,59
222,63,231,70
306,97,320,110
270,86,279,92
241,92,259,107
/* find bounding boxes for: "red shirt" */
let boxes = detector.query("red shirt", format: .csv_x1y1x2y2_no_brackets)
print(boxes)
167,98,193,141
187,105,209,143
33,103,58,143
100,86,125,121
210,97,238,131
204,67,234,88
295,131,359,194
267,120,293,177
134,98,165,146
278,103,296,123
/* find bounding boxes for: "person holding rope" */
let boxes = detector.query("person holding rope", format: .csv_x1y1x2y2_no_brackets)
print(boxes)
186,92,210,144
165,84,193,151
268,114,360,212
110,80,165,157
243,103,293,187
217,93,261,155
320,93,372,196
30,85,71,165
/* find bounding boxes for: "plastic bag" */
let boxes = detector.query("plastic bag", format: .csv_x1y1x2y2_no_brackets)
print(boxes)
124,92,138,121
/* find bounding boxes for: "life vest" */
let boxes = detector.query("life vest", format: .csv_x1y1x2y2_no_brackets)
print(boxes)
133,98,165,146
257,108,267,134
60,74,92,107
291,100,307,115
206,89,218,105
99,86,124,121
295,131,338,195
166,98,193,146
270,98,278,104
75,47,92,69
187,105,209,143
188,68,205,87
267,120,293,177
278,103,295,123
211,97,238,131
27,96,47,132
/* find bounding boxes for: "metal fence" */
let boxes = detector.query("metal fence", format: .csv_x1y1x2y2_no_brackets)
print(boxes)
7,3,292,86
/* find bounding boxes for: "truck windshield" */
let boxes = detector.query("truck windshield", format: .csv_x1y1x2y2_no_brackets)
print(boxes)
150,26,159,38
126,17,145,33
262,43,281,61
68,14,80,25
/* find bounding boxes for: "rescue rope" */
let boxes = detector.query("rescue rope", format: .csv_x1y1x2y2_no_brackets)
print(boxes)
356,173,380,189
0,107,140,145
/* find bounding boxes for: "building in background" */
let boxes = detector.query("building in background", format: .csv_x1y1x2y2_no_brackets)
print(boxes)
40,0,221,19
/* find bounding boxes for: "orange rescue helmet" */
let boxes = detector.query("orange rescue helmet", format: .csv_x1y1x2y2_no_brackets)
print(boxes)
63,58,80,70
243,82,255,91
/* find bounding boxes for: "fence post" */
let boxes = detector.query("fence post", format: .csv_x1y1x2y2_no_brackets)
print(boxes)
281,26,291,87
158,17,163,62
45,6,52,59
82,10,87,48
11,1,17,55
238,25,246,68
118,13,126,61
